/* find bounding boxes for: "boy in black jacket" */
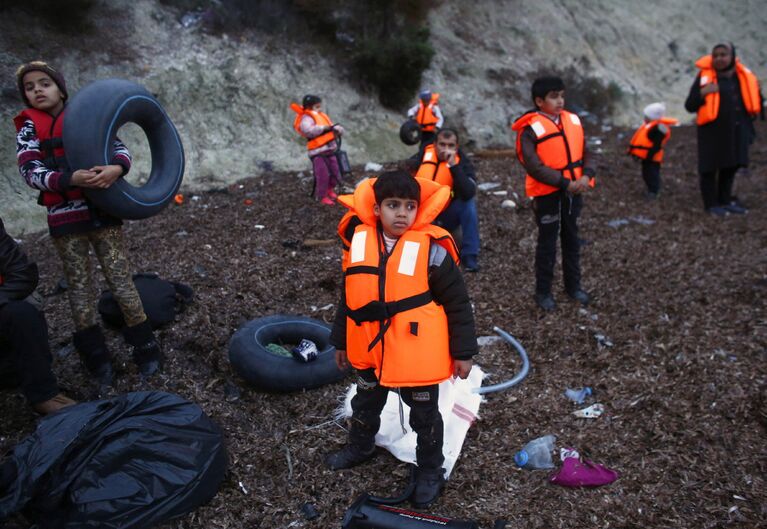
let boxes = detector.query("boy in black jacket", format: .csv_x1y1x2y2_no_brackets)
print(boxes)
0,217,75,415
327,171,477,508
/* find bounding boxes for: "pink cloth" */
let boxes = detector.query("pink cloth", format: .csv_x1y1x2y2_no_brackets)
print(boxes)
549,448,619,488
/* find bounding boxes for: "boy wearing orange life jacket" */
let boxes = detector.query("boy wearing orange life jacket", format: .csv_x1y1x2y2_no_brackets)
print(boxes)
14,61,163,386
326,171,477,509
290,94,345,205
627,102,678,199
510,76,596,312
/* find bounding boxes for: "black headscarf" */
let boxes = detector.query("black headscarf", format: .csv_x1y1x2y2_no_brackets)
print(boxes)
712,42,737,71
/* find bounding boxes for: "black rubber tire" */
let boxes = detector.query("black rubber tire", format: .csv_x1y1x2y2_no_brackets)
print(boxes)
229,315,348,392
399,119,421,146
63,78,185,220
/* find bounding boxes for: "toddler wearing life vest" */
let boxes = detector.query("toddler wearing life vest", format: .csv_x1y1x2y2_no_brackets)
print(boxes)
407,89,444,154
627,102,678,199
290,94,344,205
326,171,478,509
510,76,597,312
14,61,163,385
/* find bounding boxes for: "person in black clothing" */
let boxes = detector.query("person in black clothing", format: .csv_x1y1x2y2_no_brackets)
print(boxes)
326,172,477,508
684,42,763,216
510,76,596,311
0,217,75,415
414,129,480,272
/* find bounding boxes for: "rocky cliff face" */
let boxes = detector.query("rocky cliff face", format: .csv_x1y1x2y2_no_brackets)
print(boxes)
1,0,764,234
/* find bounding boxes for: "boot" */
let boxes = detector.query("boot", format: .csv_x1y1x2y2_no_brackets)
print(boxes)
534,292,556,312
32,393,77,415
566,289,590,306
73,325,114,385
324,444,376,470
411,467,445,508
122,320,163,376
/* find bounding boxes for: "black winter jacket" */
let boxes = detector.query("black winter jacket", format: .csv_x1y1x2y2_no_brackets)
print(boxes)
0,218,39,308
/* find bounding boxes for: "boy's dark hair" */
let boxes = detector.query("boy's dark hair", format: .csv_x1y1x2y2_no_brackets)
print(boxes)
531,76,565,105
437,128,459,144
373,171,420,205
302,94,321,109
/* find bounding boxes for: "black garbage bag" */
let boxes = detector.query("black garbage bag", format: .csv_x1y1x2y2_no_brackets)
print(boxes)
0,391,227,529
98,272,194,329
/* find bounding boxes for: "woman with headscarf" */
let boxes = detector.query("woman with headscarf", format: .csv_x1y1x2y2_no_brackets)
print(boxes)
684,42,762,216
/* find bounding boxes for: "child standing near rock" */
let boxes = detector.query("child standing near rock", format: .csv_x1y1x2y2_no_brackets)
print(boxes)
510,76,597,312
627,102,678,199
14,61,163,384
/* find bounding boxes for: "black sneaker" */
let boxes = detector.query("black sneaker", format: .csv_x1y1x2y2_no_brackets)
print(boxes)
462,255,479,273
534,293,556,312
324,445,375,470
411,467,446,508
566,289,590,306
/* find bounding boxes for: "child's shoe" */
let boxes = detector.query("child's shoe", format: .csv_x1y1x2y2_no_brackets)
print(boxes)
326,189,338,199
122,320,163,377
73,325,114,386
324,444,376,470
566,289,590,306
320,196,336,205
534,292,556,312
411,467,446,508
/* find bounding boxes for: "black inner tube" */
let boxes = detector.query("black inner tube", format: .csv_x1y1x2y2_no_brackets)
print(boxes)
367,464,417,505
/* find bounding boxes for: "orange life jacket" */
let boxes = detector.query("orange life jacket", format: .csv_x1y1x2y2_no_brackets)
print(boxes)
694,55,761,126
13,108,85,207
511,110,592,197
290,103,336,150
627,117,678,163
416,93,440,132
336,177,459,387
415,143,457,190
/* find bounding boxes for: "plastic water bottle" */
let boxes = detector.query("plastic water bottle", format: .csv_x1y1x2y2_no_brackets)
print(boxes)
564,387,592,404
514,434,556,470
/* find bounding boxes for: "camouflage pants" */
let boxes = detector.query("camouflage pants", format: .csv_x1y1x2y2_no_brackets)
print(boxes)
53,226,147,331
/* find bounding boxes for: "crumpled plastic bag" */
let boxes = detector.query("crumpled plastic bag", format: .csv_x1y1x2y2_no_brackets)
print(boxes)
549,448,619,488
0,391,227,529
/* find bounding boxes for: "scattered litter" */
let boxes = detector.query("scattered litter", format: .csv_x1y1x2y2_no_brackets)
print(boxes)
564,387,592,404
549,448,619,487
594,334,614,347
629,215,655,225
514,434,556,470
573,403,604,418
301,502,319,520
203,244,212,250
733,495,747,501
477,335,502,346
254,225,265,229
174,194,184,205
364,162,384,172
243,199,253,206
180,10,204,28
492,190,508,196
608,216,656,228
477,182,501,191
254,250,268,257
191,195,201,201
193,264,208,278
175,230,188,237
310,303,334,312
607,218,630,228
291,339,319,363
238,481,248,495
501,199,517,209
266,343,292,357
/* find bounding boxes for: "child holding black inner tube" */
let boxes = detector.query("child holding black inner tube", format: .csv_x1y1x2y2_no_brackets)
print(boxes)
13,61,162,385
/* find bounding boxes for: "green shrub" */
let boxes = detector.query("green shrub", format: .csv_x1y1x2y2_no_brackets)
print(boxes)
1,0,95,32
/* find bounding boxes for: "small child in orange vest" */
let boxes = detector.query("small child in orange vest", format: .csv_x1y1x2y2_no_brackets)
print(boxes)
326,171,478,509
627,103,678,199
510,76,596,312
290,95,345,205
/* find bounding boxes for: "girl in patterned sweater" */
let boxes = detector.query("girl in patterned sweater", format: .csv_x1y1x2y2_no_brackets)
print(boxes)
14,61,162,385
